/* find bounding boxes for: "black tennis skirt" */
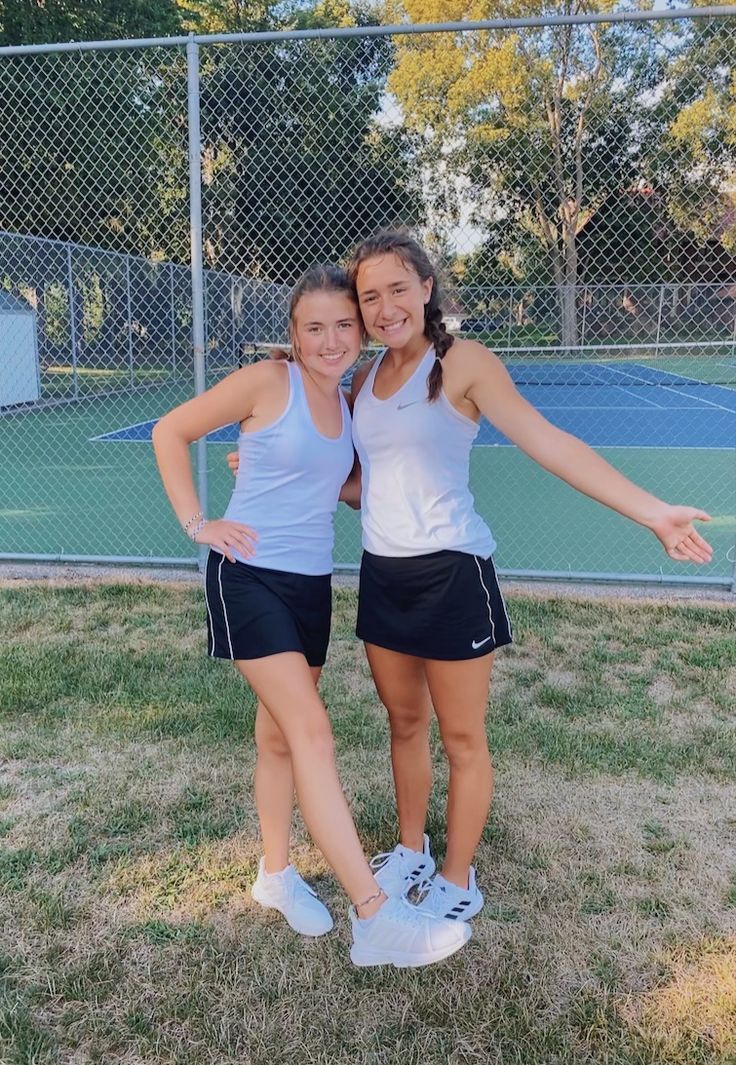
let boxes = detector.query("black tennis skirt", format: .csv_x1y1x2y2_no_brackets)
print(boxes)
356,549,513,661
205,551,332,667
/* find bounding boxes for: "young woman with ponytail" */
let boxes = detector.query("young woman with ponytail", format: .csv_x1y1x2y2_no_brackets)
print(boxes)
346,231,713,921
154,264,472,968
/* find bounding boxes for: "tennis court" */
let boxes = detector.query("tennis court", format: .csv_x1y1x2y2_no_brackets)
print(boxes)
2,351,733,581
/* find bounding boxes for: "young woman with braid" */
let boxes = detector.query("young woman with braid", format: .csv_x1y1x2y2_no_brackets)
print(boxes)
346,231,713,921
153,264,471,967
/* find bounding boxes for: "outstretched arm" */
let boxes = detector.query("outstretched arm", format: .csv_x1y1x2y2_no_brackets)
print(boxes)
152,365,262,562
463,345,712,564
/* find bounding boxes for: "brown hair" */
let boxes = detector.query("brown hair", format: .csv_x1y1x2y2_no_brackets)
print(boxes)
347,230,454,402
270,264,361,363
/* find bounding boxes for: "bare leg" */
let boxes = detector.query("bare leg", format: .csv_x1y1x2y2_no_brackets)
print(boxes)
424,654,495,888
237,652,381,911
365,643,432,852
253,666,321,873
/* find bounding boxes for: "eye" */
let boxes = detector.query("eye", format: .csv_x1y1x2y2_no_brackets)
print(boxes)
361,294,377,304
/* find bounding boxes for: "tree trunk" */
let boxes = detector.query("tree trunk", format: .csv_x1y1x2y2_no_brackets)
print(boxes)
560,219,579,351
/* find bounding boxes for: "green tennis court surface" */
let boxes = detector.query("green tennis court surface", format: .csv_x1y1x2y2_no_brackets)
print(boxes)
1,354,734,582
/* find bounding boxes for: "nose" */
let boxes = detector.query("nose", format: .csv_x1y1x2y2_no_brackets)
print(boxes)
324,326,339,350
378,296,396,320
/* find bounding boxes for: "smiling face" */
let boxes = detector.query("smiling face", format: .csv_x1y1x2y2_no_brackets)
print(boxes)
291,289,363,380
354,252,433,351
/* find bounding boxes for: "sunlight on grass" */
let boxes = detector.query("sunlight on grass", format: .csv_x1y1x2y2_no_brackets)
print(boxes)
622,938,736,1058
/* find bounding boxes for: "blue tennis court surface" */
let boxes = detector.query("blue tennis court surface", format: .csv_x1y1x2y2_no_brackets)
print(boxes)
90,361,736,450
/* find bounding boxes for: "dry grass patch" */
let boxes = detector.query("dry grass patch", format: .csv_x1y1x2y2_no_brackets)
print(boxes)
621,938,736,1060
1,584,735,1064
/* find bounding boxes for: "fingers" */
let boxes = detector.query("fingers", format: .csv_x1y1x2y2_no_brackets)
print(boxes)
195,520,257,562
667,530,713,564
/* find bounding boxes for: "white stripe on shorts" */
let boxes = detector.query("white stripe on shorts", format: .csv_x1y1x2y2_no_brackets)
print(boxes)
473,555,496,645
203,556,216,657
217,554,234,660
489,557,512,639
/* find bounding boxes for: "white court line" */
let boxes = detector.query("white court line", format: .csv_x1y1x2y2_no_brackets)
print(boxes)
610,383,664,408
536,405,727,411
607,364,736,413
88,418,156,442
474,443,734,450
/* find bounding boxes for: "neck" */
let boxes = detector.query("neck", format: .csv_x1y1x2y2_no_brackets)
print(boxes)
297,363,341,398
386,333,431,365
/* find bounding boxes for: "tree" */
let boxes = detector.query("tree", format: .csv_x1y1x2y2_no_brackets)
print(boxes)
386,1,660,347
653,11,736,258
0,0,183,46
198,1,420,282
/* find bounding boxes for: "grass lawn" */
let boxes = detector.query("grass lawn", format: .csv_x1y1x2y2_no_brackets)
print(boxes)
0,582,734,1065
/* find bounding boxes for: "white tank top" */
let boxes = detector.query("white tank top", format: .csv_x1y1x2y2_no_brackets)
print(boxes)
224,361,354,575
352,345,496,558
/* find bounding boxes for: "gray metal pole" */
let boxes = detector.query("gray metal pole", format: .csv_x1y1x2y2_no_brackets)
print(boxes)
3,6,736,56
187,34,208,570
125,256,135,387
654,283,665,360
66,246,79,399
230,275,237,365
169,262,177,379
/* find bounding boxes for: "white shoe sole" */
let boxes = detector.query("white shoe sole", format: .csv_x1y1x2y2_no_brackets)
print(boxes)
350,926,471,968
251,882,333,937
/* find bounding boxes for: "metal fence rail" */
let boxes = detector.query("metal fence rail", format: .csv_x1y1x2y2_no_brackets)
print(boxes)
0,8,734,586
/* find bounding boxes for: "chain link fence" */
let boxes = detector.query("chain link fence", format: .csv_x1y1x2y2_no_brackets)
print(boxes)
0,9,734,584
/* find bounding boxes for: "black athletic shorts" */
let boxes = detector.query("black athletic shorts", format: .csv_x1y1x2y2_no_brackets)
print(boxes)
356,549,513,661
205,551,332,667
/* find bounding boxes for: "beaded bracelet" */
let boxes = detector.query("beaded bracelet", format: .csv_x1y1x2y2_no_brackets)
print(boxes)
183,510,203,531
187,518,208,542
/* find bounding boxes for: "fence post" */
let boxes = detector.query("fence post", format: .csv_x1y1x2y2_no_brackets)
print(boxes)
655,283,665,359
125,256,134,387
169,262,177,379
66,246,79,399
187,34,208,569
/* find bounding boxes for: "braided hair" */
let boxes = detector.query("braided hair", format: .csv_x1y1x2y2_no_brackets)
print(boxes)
347,230,454,402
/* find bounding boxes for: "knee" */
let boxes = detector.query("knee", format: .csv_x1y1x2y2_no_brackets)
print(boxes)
442,731,490,770
255,725,290,760
387,705,430,745
297,718,336,761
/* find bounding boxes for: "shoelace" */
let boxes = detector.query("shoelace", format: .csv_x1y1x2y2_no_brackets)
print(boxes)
369,848,401,872
369,848,415,884
411,876,435,904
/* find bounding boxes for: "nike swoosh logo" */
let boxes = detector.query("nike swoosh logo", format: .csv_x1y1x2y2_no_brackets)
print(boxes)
471,636,492,649
397,400,422,410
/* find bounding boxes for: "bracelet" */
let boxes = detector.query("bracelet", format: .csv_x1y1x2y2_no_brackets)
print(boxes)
187,518,208,542
354,887,387,915
183,510,203,531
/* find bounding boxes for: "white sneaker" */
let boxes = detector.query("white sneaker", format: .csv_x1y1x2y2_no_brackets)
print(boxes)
251,859,333,937
369,834,436,898
350,895,471,968
414,867,484,921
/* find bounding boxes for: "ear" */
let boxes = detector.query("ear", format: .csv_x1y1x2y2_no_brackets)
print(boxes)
422,276,434,305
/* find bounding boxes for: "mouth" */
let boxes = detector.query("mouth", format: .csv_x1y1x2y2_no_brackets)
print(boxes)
319,352,346,363
377,318,408,335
